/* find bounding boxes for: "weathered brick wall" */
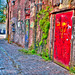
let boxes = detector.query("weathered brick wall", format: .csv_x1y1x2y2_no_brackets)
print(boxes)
49,14,55,59
52,0,75,12
8,0,13,41
8,0,53,48
8,0,26,47
35,0,52,51
71,0,75,8
53,0,60,6
26,0,34,48
9,1,11,35
71,16,75,67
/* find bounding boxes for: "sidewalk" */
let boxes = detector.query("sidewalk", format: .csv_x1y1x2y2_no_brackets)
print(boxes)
0,39,70,75
0,34,6,39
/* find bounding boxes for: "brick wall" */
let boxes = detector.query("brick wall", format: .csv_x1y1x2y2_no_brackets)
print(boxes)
71,16,75,67
8,0,26,47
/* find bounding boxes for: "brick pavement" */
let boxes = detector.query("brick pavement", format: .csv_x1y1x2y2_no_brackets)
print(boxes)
0,39,70,75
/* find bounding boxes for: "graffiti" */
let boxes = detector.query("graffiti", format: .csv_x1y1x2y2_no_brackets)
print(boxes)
18,21,20,27
30,22,34,29
25,20,29,47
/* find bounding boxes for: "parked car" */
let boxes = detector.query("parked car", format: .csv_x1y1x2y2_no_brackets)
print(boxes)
0,29,6,34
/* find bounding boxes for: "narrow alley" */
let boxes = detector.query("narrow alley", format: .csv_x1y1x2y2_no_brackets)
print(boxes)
0,39,69,75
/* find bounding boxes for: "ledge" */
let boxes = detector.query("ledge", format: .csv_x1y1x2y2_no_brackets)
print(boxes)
51,6,75,14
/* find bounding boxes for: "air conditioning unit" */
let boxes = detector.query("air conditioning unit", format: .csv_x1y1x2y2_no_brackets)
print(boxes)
11,1,15,5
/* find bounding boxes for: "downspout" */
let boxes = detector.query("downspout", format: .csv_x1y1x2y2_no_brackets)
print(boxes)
7,1,9,43
34,0,38,50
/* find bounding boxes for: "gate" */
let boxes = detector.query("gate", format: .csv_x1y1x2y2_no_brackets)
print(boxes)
54,11,73,66
25,19,30,48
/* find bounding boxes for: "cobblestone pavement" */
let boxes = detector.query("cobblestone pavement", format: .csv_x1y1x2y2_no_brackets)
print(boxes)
0,39,70,75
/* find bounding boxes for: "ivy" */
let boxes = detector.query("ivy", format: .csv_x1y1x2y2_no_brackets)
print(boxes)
19,6,53,61
39,40,43,46
37,6,52,47
70,67,75,74
35,6,53,60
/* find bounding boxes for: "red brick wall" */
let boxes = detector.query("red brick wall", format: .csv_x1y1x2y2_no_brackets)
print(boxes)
29,1,35,47
8,0,53,49
8,0,26,47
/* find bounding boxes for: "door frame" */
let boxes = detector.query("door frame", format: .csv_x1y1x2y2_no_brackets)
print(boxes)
52,10,74,69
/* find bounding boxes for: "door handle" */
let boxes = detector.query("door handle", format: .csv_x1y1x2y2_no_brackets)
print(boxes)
66,39,68,41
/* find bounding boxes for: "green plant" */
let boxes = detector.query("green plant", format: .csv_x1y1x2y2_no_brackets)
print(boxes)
36,6,52,48
33,5,52,61
39,40,43,46
19,5,53,61
18,46,37,55
38,48,51,61
35,6,52,61
28,44,34,51
31,49,37,54
9,41,13,44
70,67,75,74
18,48,51,61
18,48,28,54
0,7,6,23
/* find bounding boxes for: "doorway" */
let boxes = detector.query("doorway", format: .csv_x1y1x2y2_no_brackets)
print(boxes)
54,11,73,66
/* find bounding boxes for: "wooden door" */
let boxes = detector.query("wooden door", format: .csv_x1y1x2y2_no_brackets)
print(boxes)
54,11,73,66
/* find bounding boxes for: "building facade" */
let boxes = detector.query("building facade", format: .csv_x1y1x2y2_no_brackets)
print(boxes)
8,0,75,69
50,0,75,69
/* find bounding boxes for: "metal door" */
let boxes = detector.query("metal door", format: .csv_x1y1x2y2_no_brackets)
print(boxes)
25,19,30,48
54,11,73,66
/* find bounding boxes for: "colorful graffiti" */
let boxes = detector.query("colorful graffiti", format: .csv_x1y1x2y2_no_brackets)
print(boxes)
25,20,29,47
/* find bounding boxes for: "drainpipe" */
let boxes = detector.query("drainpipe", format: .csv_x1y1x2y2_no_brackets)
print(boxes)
34,0,38,50
7,0,9,43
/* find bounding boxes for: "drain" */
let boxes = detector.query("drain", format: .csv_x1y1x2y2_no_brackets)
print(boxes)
0,67,5,70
